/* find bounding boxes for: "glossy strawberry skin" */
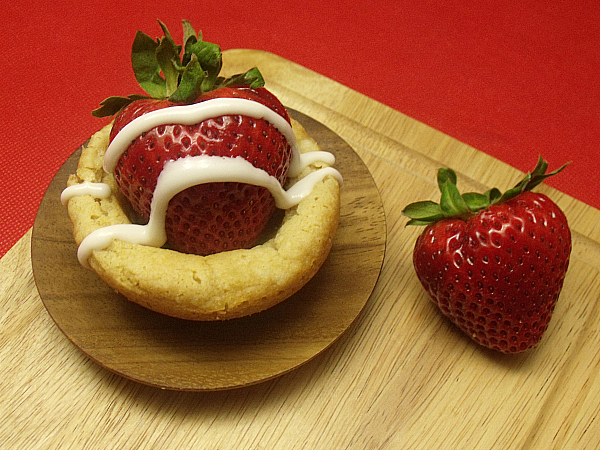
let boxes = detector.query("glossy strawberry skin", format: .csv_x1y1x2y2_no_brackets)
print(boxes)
109,87,292,255
413,191,571,353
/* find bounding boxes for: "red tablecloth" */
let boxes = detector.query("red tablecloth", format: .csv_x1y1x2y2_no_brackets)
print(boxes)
1,0,598,258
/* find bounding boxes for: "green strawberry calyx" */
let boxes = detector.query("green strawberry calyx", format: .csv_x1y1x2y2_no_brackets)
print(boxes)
92,20,264,117
402,156,568,226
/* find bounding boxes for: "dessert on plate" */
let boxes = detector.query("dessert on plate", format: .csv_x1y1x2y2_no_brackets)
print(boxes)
61,20,342,320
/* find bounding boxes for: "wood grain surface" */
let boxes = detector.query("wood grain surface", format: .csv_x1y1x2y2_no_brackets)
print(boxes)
29,110,386,391
1,50,600,449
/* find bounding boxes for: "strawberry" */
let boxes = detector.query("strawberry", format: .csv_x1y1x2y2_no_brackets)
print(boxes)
402,158,571,353
92,20,292,255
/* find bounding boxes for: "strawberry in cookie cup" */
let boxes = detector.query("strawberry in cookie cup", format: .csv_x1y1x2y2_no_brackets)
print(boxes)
61,20,342,320
403,158,571,353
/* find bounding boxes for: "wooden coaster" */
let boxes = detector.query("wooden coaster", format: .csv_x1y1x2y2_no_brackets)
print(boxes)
31,110,386,391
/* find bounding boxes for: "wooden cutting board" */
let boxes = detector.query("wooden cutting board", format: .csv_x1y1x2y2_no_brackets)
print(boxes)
1,50,599,449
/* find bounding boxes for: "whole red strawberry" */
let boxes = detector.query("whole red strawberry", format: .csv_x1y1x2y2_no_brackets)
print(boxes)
403,158,571,353
93,20,292,255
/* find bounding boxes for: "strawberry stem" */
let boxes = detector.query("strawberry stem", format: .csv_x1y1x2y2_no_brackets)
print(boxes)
92,20,266,117
402,156,569,226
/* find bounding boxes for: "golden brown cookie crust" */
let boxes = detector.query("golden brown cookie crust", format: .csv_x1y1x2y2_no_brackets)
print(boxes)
65,119,340,320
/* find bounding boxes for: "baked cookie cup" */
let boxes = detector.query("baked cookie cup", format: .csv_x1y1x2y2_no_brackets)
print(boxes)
65,119,341,320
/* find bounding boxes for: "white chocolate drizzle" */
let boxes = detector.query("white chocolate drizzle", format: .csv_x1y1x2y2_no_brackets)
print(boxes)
60,181,111,205
63,98,342,267
103,97,334,178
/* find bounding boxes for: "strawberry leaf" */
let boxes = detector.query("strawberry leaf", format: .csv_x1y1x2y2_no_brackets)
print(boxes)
519,155,569,192
218,67,265,89
155,22,182,96
402,201,444,226
168,54,206,103
499,156,569,203
437,168,457,191
461,192,489,211
403,201,443,218
406,218,441,226
486,187,502,204
91,94,151,117
131,31,167,98
181,20,198,65
440,180,470,217
157,20,182,55
187,40,222,93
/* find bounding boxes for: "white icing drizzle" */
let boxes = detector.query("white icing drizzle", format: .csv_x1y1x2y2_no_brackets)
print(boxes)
60,181,111,205
76,156,342,267
63,97,342,267
103,97,334,178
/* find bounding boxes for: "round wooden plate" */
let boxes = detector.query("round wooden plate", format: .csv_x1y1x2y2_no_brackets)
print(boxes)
31,110,386,391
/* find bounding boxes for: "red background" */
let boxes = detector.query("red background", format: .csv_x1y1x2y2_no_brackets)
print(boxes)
1,0,598,258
